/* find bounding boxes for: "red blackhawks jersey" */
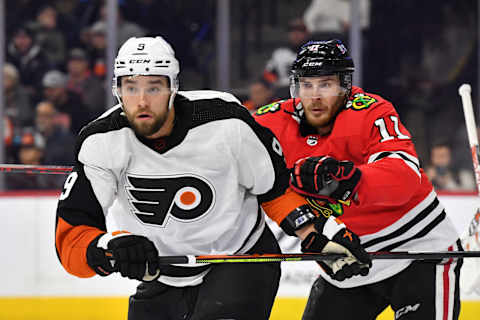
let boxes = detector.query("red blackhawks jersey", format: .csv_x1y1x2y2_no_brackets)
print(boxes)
254,86,459,288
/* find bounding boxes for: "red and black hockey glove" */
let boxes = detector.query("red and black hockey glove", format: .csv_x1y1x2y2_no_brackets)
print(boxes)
290,156,361,202
301,217,371,281
87,231,160,282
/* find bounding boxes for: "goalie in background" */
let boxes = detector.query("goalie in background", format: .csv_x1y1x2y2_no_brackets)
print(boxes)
54,35,370,320
254,39,464,320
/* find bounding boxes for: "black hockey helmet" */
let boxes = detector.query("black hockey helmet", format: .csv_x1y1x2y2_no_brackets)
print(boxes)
290,39,354,98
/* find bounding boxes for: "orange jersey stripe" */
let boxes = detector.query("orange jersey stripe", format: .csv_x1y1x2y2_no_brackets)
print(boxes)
261,187,309,225
55,217,105,278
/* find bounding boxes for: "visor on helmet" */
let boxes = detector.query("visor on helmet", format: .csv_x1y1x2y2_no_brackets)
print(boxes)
116,75,173,98
290,74,351,99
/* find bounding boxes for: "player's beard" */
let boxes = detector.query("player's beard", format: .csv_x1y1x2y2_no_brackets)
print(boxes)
126,110,169,138
307,99,340,125
304,94,345,134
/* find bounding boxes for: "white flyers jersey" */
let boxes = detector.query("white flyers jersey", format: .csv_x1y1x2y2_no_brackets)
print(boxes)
56,90,290,286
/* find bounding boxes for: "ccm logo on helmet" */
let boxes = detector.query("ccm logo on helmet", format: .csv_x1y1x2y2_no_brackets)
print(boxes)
128,59,151,64
302,61,323,67
125,174,215,227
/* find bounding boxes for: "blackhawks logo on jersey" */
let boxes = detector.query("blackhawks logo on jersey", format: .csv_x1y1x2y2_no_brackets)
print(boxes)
255,101,284,115
306,198,345,218
346,93,377,111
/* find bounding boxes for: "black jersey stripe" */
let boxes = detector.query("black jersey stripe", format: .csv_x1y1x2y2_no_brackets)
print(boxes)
396,152,420,171
56,164,107,230
236,206,263,254
371,151,392,162
372,151,420,171
377,210,446,252
363,197,440,248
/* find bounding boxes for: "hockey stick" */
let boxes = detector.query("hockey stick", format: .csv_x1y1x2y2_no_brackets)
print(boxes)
0,164,73,175
134,251,480,265
459,83,480,294
459,83,480,195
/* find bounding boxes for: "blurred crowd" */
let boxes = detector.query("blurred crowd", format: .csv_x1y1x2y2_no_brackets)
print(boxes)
239,0,477,193
2,0,478,192
3,0,212,190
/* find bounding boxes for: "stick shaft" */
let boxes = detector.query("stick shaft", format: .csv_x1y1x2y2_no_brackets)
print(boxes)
0,164,73,175
459,84,478,147
459,83,480,195
154,251,480,265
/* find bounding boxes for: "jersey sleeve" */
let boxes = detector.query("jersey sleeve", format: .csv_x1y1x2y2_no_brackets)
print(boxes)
252,100,287,141
55,133,117,278
233,111,310,228
234,113,290,201
355,101,422,206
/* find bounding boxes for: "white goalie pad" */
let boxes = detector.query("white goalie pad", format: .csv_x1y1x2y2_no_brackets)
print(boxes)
461,210,480,295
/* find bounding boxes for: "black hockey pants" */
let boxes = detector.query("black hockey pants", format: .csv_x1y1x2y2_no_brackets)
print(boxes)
128,226,281,320
302,240,463,320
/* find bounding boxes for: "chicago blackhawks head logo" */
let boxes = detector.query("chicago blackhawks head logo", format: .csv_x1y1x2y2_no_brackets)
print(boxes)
346,93,377,111
125,174,215,227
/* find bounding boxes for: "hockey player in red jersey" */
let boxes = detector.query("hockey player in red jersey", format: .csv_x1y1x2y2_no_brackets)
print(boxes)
254,39,463,320
54,36,371,320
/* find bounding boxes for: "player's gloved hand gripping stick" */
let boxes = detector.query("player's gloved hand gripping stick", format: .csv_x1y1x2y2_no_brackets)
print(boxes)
86,231,160,281
300,216,372,281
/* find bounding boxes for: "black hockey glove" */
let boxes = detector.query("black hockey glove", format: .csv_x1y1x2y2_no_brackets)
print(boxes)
300,217,371,281
290,156,361,203
87,231,160,281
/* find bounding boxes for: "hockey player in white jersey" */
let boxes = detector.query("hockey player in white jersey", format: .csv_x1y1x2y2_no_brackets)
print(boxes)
54,36,371,320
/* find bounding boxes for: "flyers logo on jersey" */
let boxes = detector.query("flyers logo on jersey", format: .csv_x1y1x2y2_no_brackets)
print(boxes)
346,93,377,111
125,174,215,227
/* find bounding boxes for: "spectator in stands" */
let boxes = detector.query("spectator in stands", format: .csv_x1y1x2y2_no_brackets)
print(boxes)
29,4,67,68
87,21,108,79
66,48,106,118
17,129,45,166
5,128,60,190
35,101,76,166
425,141,475,191
42,70,91,135
3,63,34,129
6,25,51,100
450,123,478,182
303,0,370,42
243,78,277,114
263,18,310,98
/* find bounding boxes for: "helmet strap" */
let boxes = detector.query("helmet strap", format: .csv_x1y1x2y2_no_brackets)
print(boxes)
168,90,177,110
